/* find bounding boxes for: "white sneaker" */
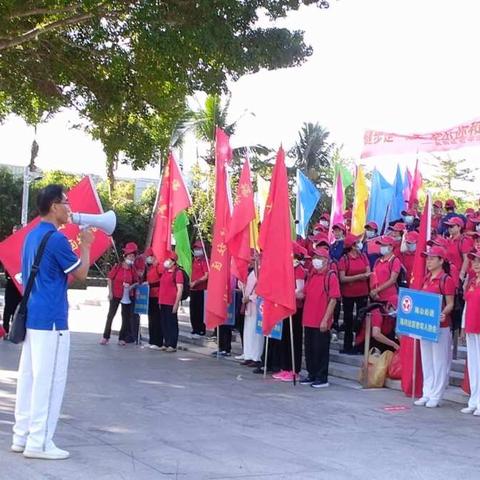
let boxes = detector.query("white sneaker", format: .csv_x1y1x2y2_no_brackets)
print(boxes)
23,446,70,460
461,407,476,414
473,409,480,416
425,400,439,408
149,344,161,350
11,444,25,453
414,397,429,406
234,354,244,360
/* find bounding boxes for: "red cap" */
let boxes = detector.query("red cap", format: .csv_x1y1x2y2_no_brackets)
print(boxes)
320,213,330,222
405,231,419,243
445,217,464,228
468,249,480,260
422,246,447,259
312,247,330,258
427,236,449,248
313,223,328,232
364,221,378,231
466,208,475,216
344,233,361,249
312,233,329,246
344,210,352,220
470,215,480,224
467,231,480,239
392,222,406,232
376,236,395,246
192,240,203,248
123,242,138,255
144,247,154,257
332,223,346,233
433,200,443,208
166,251,178,261
292,241,307,256
401,208,417,217
445,199,456,209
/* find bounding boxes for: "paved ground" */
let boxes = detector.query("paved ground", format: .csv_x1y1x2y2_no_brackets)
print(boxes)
1,288,480,479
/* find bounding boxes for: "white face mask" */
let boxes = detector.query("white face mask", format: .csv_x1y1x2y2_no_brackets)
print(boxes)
356,241,364,251
125,259,134,266
146,256,154,264
320,220,329,227
163,260,173,269
404,215,414,225
407,243,416,252
193,249,203,257
293,259,300,267
380,246,392,256
365,230,376,239
312,258,325,270
475,224,480,232
300,260,305,266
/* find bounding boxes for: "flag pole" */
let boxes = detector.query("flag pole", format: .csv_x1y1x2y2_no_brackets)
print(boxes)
289,316,296,386
412,338,417,401
192,211,210,272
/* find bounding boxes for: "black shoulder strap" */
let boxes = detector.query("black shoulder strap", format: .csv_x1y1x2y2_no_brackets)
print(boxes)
20,230,55,308
324,270,335,297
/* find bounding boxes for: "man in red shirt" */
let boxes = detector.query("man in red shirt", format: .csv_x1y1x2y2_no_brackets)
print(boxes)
300,247,341,388
189,240,209,336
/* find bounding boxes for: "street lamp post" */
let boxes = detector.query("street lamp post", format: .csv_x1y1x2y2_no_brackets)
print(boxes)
20,165,43,226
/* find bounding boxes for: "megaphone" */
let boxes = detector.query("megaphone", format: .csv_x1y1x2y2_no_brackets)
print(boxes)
71,211,117,236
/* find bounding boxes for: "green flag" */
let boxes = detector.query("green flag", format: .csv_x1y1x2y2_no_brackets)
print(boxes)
290,207,297,241
173,211,192,277
335,164,353,190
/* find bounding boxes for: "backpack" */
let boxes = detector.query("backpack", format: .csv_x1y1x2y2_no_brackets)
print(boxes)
374,255,408,289
173,267,190,301
323,270,337,297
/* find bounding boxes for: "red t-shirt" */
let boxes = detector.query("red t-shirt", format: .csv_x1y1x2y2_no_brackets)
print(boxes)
431,214,442,232
392,241,402,259
372,255,402,301
401,252,415,286
302,270,341,328
108,264,138,299
295,264,306,309
338,252,369,297
422,273,455,328
146,265,161,298
158,268,184,305
191,257,209,291
355,303,396,345
464,278,480,334
446,235,473,272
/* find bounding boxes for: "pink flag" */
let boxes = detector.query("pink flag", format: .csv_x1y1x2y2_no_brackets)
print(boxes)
361,117,480,158
403,168,413,202
328,173,344,241
409,160,422,207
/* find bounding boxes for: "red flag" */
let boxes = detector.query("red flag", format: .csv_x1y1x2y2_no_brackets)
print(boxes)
151,152,191,262
400,194,431,397
205,128,233,329
226,158,255,283
408,159,422,206
257,148,296,335
0,177,112,292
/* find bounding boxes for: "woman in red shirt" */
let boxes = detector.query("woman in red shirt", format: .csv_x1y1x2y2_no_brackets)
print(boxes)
101,242,139,346
414,246,455,408
144,248,163,349
401,231,418,286
338,234,370,354
370,236,402,302
460,249,480,415
300,248,341,388
189,240,209,336
158,251,184,352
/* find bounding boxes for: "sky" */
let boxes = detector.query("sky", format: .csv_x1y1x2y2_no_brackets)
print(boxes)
1,0,480,189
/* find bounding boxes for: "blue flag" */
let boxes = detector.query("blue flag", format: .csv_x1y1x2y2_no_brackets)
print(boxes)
366,169,393,230
295,170,321,238
388,164,405,223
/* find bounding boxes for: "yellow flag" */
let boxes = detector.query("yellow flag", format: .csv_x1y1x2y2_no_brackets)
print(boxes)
257,174,270,221
351,166,369,235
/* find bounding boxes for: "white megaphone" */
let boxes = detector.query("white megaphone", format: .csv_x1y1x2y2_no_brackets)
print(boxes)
71,211,117,236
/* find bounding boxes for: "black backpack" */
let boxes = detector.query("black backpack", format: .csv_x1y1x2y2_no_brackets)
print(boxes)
173,267,190,301
374,255,408,289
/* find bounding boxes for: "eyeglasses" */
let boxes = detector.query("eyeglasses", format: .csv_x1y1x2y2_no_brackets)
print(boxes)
55,200,70,206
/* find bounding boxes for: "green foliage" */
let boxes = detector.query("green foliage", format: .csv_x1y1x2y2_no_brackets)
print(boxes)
0,167,22,240
425,155,477,195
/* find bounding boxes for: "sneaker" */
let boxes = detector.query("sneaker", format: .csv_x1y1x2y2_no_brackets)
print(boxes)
414,397,429,406
425,400,439,408
11,444,25,453
280,371,299,382
149,344,162,350
272,370,287,380
165,347,177,352
99,338,109,345
234,354,245,360
160,346,167,351
299,376,314,385
118,340,126,346
23,446,70,460
461,407,476,414
191,333,200,338
241,360,255,366
252,367,265,374
473,409,480,417
311,381,329,389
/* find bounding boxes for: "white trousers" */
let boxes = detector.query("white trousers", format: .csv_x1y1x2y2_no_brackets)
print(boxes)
466,334,480,410
13,329,70,451
243,312,263,362
420,327,451,402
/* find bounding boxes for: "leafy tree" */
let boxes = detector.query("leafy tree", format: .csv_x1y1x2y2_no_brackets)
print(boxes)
0,167,22,240
425,155,477,195
0,1,327,193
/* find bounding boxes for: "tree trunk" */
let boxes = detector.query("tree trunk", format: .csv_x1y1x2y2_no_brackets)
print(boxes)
106,153,117,200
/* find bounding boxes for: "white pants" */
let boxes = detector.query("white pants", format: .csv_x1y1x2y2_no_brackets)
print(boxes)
420,327,451,402
466,333,480,410
243,312,263,362
13,329,70,451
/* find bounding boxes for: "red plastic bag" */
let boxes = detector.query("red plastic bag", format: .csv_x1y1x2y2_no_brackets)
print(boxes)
462,361,470,395
388,350,402,380
0,325,5,339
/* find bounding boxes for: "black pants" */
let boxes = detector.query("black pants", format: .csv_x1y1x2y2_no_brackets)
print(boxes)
3,278,22,333
218,325,232,353
160,304,179,348
190,290,206,334
103,298,134,342
261,337,281,372
280,310,303,373
332,302,341,330
304,327,331,383
234,290,245,346
342,296,368,352
148,300,163,346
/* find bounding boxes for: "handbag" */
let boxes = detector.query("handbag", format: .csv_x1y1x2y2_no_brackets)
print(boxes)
387,350,402,380
9,231,55,344
359,347,394,388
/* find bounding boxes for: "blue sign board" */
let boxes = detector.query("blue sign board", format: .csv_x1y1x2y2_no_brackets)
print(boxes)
255,297,283,340
134,283,150,315
396,287,442,342
202,290,236,326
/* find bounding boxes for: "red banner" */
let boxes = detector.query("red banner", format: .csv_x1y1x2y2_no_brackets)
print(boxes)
0,176,113,292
